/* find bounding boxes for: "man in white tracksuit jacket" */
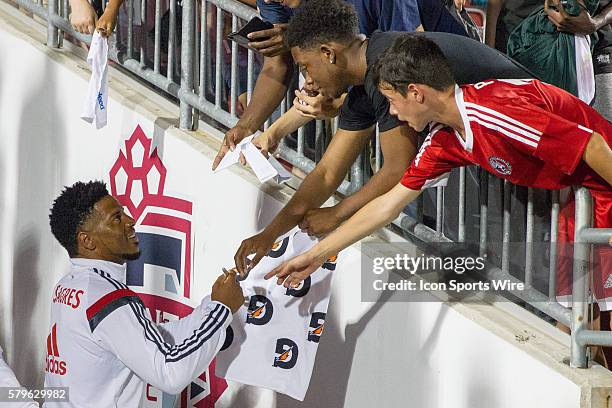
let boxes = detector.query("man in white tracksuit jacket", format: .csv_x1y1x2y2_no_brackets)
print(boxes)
44,181,244,407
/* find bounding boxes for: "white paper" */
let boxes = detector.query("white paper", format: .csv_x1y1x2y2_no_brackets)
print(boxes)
214,136,292,184
213,136,254,172
242,142,277,183
269,156,293,184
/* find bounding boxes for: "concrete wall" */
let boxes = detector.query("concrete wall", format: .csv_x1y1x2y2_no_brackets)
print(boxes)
0,4,608,407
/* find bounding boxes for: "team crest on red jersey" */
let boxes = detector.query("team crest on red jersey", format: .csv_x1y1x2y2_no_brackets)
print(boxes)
489,156,512,176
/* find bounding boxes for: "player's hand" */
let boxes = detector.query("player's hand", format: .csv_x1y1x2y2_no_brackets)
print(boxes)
293,90,342,119
298,206,345,237
454,0,465,11
69,0,98,35
545,0,598,35
264,251,322,288
211,269,244,313
252,131,281,158
96,6,119,37
212,124,253,170
247,24,289,57
234,231,277,277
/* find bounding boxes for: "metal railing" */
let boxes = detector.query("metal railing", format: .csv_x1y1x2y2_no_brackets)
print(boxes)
4,0,612,369
570,187,612,367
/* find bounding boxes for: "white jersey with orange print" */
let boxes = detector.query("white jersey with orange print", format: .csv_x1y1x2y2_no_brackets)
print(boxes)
43,258,232,407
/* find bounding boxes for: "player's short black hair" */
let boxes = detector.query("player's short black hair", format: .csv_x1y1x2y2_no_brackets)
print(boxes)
285,0,359,50
49,181,109,257
372,34,456,95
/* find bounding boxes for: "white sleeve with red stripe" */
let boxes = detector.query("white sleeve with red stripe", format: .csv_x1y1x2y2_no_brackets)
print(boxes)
87,289,232,395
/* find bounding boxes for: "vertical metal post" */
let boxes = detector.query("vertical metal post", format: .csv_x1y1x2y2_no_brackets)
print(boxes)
458,167,466,242
198,1,207,94
179,0,195,129
127,0,134,58
247,49,254,104
230,15,238,116
436,186,444,235
297,127,305,156
525,188,534,286
479,170,488,257
502,180,512,273
375,125,381,173
214,6,223,107
315,120,324,162
570,187,592,368
167,0,177,80
153,0,161,73
47,0,59,47
140,0,146,67
549,190,560,300
59,0,69,47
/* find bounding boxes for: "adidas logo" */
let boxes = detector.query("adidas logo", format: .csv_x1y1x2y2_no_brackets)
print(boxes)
45,324,67,376
604,275,612,289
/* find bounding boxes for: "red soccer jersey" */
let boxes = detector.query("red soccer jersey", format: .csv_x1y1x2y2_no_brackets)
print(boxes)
401,79,612,193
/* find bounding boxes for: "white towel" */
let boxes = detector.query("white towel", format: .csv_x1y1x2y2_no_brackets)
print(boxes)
574,35,595,105
81,31,109,129
216,228,337,401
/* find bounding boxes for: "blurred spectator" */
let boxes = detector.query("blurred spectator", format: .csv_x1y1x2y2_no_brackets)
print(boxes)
488,0,610,114
507,0,598,102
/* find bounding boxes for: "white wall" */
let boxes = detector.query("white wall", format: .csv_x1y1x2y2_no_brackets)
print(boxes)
0,6,593,407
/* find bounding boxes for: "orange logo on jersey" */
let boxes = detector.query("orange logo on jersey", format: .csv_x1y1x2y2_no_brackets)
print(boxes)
273,338,298,369
246,295,273,325
322,254,338,271
248,304,265,319
308,312,326,343
268,237,289,258
276,347,292,362
311,324,324,336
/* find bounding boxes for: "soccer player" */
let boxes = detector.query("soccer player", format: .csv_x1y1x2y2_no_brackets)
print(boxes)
233,0,534,276
44,181,243,407
263,35,612,299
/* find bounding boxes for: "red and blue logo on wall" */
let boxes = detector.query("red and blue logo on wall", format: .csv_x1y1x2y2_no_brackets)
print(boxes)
110,125,226,407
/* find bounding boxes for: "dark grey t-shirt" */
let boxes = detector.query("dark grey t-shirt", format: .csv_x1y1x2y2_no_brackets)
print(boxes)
338,31,535,132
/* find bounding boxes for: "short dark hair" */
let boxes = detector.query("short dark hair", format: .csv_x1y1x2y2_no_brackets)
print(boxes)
372,34,456,95
49,181,109,257
285,0,359,49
